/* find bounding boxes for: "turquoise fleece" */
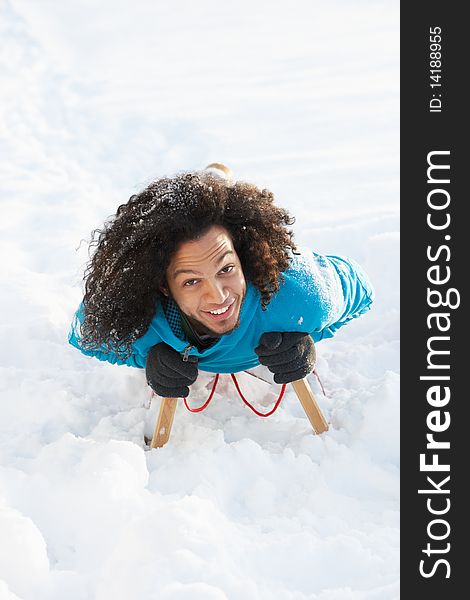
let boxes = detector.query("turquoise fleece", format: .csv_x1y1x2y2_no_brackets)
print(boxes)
68,249,374,373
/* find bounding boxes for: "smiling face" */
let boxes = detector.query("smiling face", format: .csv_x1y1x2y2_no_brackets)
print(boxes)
164,225,247,336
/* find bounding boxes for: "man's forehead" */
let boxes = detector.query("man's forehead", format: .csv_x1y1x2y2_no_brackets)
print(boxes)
169,226,236,272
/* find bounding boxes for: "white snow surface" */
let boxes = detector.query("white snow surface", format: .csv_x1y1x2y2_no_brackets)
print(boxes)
0,1,399,599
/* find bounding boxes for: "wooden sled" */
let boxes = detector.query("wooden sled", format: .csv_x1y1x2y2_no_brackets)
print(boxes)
148,377,328,449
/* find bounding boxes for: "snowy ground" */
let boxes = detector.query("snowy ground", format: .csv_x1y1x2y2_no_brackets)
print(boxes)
0,1,399,599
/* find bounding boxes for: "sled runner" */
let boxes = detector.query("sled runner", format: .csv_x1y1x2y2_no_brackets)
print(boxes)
147,375,329,449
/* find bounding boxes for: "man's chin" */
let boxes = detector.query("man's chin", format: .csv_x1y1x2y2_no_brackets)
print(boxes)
198,313,241,337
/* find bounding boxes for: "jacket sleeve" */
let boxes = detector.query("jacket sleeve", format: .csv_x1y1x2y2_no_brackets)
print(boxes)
275,251,375,343
68,303,145,368
312,254,375,341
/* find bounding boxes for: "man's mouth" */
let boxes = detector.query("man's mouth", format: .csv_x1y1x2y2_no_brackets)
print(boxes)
203,298,236,321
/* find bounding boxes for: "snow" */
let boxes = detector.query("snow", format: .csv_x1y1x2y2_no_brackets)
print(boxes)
0,1,399,599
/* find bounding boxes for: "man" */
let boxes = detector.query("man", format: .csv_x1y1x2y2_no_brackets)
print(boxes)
69,165,374,398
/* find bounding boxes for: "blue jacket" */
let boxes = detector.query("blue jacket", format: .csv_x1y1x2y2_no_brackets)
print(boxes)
68,249,374,373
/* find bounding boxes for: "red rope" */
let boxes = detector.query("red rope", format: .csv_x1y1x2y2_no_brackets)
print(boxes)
160,369,325,417
182,372,287,417
313,368,327,397
230,374,287,417
183,373,220,412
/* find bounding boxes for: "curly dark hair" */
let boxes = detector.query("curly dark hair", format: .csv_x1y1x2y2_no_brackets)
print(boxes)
80,170,296,358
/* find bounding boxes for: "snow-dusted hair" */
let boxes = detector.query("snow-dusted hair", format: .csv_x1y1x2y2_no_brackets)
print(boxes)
80,169,296,358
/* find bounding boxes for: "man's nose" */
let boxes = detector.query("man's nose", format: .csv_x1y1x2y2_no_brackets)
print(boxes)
204,279,228,304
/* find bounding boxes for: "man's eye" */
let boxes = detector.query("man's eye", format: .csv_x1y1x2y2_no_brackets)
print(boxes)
220,265,234,274
184,279,199,287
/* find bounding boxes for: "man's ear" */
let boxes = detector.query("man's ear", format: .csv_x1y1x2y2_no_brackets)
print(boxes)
160,281,169,297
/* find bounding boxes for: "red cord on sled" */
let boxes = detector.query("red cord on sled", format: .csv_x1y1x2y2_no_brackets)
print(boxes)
183,373,220,412
183,372,287,417
230,374,287,417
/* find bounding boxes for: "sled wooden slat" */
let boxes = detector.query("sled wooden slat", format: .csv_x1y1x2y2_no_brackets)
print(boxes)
291,378,329,434
149,376,328,448
150,397,178,448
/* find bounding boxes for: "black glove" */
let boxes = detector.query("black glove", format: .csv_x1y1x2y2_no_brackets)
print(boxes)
146,342,198,397
255,332,316,384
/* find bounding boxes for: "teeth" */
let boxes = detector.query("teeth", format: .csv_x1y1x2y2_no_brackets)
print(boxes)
209,305,230,315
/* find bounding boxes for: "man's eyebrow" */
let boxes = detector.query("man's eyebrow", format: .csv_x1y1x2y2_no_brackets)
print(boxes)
172,251,234,279
172,267,203,279
215,250,234,265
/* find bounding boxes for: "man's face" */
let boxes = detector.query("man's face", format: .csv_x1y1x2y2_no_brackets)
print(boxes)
165,225,247,336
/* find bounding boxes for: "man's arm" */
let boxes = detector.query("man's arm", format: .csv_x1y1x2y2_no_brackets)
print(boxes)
262,250,374,343
253,251,373,382
310,253,375,341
